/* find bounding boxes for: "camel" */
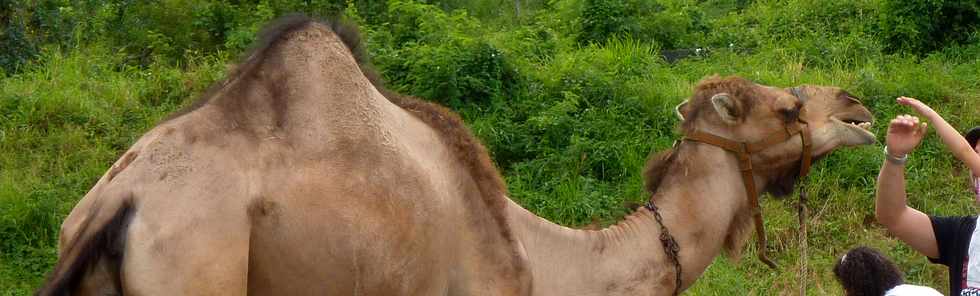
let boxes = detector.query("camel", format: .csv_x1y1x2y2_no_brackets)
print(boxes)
37,16,877,295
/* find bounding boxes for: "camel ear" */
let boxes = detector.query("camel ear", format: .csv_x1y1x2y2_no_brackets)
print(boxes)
710,93,741,124
789,86,808,103
674,100,690,121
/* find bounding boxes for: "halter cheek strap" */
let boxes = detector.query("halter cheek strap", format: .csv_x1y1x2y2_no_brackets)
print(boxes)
682,119,812,269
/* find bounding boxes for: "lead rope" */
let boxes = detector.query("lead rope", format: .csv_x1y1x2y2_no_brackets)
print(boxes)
797,183,808,296
797,121,812,296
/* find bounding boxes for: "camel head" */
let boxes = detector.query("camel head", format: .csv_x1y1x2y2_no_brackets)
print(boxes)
673,75,875,197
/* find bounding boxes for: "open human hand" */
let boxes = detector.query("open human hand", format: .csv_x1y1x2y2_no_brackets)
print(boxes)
886,114,928,156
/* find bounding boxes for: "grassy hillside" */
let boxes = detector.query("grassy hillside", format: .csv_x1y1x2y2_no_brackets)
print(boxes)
2,0,979,294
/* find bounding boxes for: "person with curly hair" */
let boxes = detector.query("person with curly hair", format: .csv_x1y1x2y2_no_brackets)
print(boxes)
834,246,941,296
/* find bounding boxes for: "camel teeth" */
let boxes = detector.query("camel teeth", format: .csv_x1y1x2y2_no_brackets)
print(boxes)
847,121,872,130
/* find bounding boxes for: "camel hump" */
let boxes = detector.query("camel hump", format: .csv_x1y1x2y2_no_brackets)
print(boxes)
235,14,365,80
163,14,385,129
248,14,372,72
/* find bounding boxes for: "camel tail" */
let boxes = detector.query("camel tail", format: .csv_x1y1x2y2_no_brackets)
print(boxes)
36,200,134,296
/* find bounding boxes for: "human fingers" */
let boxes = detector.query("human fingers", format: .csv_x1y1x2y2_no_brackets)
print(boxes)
900,97,933,115
897,96,922,105
916,122,929,137
889,116,912,131
897,114,916,127
892,116,905,126
888,117,901,129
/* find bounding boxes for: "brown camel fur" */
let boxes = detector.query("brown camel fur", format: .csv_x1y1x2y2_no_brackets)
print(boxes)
37,16,876,295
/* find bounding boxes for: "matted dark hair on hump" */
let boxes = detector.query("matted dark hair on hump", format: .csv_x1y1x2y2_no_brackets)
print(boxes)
833,246,904,296
165,13,382,122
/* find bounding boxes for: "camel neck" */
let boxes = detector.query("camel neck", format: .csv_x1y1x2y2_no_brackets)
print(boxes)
504,142,751,295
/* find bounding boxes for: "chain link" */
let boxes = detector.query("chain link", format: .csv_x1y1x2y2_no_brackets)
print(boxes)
645,200,682,296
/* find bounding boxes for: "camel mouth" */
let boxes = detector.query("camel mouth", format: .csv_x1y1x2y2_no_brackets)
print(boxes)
766,116,873,197
831,116,876,146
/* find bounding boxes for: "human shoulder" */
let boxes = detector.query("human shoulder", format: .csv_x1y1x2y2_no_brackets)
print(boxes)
929,215,978,229
927,215,977,265
884,284,943,296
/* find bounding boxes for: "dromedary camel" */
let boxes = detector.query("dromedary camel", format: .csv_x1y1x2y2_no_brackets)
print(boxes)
38,16,876,295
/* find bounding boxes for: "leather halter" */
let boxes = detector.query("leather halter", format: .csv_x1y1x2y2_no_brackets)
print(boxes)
645,118,812,295
683,119,813,268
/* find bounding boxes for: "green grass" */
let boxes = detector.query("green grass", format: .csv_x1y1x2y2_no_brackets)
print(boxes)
2,0,980,294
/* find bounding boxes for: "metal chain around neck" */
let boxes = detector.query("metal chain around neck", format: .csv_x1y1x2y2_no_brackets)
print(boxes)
644,200,682,296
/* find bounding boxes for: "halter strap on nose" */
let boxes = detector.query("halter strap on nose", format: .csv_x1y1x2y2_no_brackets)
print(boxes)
681,119,812,269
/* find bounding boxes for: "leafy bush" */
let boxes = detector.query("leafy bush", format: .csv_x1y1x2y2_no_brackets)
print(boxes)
427,0,548,23
705,0,883,67
0,0,80,74
578,0,706,49
370,0,514,108
880,0,980,54
578,0,632,44
0,17,38,74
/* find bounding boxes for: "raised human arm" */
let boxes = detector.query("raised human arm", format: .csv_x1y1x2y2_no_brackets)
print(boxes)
875,114,938,258
899,96,980,177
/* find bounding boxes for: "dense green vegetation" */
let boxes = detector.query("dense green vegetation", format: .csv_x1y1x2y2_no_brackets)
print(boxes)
2,0,979,294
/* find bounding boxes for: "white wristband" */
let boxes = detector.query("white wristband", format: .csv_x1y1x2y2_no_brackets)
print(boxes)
883,146,908,165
